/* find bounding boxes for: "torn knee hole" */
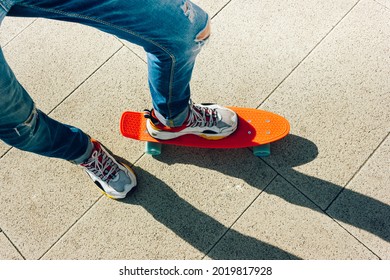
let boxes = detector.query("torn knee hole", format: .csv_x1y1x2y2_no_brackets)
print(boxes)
196,20,211,41
181,1,190,13
13,106,39,136
181,1,195,22
23,106,38,127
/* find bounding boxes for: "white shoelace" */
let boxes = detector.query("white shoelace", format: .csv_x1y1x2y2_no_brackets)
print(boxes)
186,104,219,128
82,149,119,182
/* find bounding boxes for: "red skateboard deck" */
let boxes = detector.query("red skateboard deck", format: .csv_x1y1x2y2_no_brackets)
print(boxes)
120,107,290,156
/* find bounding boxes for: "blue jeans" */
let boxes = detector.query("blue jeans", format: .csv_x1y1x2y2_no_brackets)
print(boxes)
0,0,209,162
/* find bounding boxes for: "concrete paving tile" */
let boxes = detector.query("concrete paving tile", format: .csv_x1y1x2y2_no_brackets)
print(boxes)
43,148,276,259
327,136,390,259
2,18,122,112
42,194,206,260
375,0,390,9
48,47,151,164
0,150,100,259
0,232,23,260
207,176,378,259
190,0,359,107
192,0,231,17
261,0,390,209
0,17,35,46
0,142,10,157
118,0,358,107
136,147,276,227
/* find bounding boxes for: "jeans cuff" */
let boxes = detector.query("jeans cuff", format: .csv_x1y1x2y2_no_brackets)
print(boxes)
71,138,93,164
154,106,189,127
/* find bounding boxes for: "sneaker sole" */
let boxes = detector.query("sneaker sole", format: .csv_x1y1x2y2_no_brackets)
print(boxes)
199,134,226,140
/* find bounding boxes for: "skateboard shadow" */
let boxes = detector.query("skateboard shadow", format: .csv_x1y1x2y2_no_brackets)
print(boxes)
116,134,389,259
124,166,300,260
114,159,300,259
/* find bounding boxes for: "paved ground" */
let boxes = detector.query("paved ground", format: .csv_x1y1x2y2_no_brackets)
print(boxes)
0,0,389,260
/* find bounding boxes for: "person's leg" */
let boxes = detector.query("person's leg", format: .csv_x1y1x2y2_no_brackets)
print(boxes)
1,0,235,197
0,2,136,199
0,46,91,162
0,45,136,198
8,0,211,126
8,0,236,139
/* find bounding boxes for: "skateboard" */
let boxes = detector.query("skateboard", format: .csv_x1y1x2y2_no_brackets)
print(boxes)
120,107,290,157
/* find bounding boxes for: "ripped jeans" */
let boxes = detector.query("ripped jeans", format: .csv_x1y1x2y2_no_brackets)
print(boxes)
0,0,209,162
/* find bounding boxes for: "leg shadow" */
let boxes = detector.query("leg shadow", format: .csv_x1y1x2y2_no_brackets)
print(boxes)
149,134,390,244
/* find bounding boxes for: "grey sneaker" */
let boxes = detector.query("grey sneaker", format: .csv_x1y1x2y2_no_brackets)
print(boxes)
145,101,238,140
80,139,136,199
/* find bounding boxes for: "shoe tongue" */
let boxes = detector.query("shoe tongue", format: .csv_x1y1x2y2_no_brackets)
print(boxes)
217,111,222,121
111,172,120,182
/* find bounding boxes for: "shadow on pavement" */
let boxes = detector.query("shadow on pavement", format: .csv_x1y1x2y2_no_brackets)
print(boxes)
115,134,388,259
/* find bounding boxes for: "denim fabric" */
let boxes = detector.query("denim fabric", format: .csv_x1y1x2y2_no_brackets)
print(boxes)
0,0,209,161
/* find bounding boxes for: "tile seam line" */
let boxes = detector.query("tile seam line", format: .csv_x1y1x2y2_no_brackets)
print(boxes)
38,194,105,259
202,173,279,259
45,44,124,116
0,147,12,159
373,0,390,10
258,154,325,211
1,18,38,48
210,0,234,20
249,159,382,259
39,153,145,259
324,131,390,211
257,0,362,109
0,228,26,260
119,41,147,64
0,45,124,161
325,215,381,259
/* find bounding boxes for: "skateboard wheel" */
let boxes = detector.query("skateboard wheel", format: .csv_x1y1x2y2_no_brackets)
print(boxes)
253,143,271,157
145,142,162,156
